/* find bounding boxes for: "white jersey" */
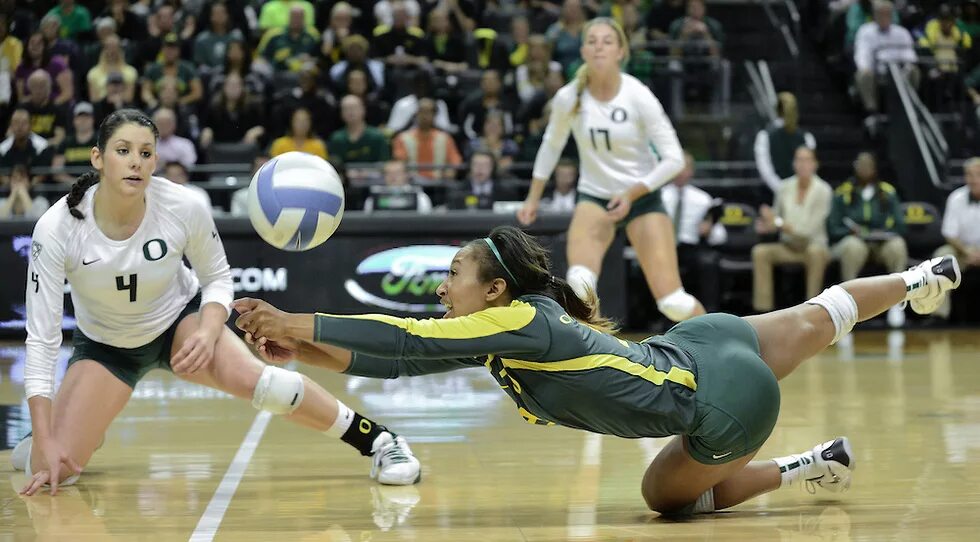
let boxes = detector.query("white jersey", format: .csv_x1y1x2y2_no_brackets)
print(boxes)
532,73,685,199
25,177,234,399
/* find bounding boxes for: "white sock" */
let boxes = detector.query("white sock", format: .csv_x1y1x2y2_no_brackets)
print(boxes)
895,268,927,301
773,451,816,488
325,399,354,438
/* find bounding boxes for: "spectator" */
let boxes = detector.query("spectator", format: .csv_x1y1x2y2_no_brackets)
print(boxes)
372,2,428,70
919,3,972,110
755,92,817,195
211,38,267,97
0,109,49,183
15,32,73,105
519,69,566,137
23,70,68,148
152,108,197,172
508,15,532,68
661,152,727,314
439,0,478,33
828,151,908,327
931,157,980,320
141,33,203,109
845,0,898,48
541,159,578,213
458,70,516,140
329,95,390,179
45,0,92,40
0,12,23,75
646,0,686,40
854,0,918,114
363,159,433,212
329,34,385,94
86,34,137,103
152,76,201,141
373,0,422,28
425,8,469,74
272,67,337,140
385,69,454,134
101,0,147,42
78,18,116,90
469,27,512,72
448,150,519,209
39,13,80,69
163,161,211,209
194,1,245,73
270,107,328,159
321,1,355,66
962,0,980,41
343,67,388,127
669,0,724,58
256,6,319,73
467,110,519,172
546,0,587,69
0,164,49,219
51,101,96,184
199,72,265,150
230,154,271,216
752,146,833,313
258,0,315,31
137,4,182,70
392,97,462,180
515,35,563,104
92,72,134,127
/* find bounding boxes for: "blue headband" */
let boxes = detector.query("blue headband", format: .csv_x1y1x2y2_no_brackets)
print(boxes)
483,237,520,287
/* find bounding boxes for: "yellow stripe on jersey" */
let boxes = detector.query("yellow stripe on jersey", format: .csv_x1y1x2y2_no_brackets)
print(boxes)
501,354,697,391
315,300,537,340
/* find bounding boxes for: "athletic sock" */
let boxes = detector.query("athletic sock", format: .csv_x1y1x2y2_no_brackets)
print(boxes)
324,400,388,456
896,268,927,301
773,450,816,488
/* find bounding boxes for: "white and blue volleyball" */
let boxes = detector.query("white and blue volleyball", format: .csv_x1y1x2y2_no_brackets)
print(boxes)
247,152,345,251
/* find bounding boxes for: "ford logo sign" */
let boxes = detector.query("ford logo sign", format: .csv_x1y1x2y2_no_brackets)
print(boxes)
344,245,459,313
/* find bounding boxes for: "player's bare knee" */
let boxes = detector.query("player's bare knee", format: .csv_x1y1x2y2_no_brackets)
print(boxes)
251,365,305,415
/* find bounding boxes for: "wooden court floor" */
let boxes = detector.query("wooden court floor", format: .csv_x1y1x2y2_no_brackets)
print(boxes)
1,329,980,541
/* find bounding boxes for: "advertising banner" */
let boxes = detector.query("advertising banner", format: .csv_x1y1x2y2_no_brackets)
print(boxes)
0,215,626,334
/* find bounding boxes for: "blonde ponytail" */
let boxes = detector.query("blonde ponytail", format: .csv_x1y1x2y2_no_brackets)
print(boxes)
572,64,589,114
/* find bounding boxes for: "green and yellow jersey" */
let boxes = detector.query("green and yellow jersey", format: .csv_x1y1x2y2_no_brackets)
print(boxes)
317,295,699,438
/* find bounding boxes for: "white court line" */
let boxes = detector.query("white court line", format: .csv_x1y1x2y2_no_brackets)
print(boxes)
188,409,273,542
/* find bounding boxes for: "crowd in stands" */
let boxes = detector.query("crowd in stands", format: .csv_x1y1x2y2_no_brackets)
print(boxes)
0,0,975,322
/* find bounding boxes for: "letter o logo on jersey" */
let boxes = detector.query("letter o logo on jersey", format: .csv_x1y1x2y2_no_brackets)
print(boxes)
143,239,168,261
610,107,628,123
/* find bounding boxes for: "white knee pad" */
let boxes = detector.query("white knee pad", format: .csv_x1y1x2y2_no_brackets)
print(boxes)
806,285,858,345
566,265,598,300
252,365,305,415
656,288,698,322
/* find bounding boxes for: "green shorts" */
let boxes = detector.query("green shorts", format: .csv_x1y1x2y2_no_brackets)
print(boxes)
662,313,780,465
67,293,202,388
577,190,666,229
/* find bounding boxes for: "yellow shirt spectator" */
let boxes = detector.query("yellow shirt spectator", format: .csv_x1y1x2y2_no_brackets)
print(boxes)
270,136,328,160
918,16,972,72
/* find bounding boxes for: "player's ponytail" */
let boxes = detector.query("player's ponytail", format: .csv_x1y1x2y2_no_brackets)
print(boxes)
470,226,618,335
66,170,100,219
65,108,160,220
573,17,630,115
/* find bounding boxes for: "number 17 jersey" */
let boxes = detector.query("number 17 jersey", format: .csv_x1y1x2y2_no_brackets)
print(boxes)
531,73,684,199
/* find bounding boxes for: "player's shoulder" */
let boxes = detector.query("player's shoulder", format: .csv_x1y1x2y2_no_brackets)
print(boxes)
31,196,74,241
150,176,211,216
551,82,580,109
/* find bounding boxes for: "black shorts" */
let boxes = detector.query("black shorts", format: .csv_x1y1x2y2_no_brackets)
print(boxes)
66,293,202,388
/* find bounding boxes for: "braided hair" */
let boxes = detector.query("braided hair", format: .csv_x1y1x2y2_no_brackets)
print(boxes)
66,109,159,220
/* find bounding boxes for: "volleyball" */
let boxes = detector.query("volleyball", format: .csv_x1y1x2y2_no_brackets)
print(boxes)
247,152,345,251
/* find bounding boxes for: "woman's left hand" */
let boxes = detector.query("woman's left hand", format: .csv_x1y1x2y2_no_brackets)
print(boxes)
171,327,219,375
606,193,632,222
232,298,292,342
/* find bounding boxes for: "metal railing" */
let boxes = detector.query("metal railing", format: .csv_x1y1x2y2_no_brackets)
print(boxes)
888,61,945,189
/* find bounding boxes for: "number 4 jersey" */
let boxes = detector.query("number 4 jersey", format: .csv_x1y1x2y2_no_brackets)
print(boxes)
24,176,233,398
531,73,685,199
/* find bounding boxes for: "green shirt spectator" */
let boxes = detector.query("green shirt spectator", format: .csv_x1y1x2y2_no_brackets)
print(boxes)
46,0,92,39
194,1,245,69
258,0,315,31
329,128,390,164
144,60,199,98
827,178,906,243
258,27,320,72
